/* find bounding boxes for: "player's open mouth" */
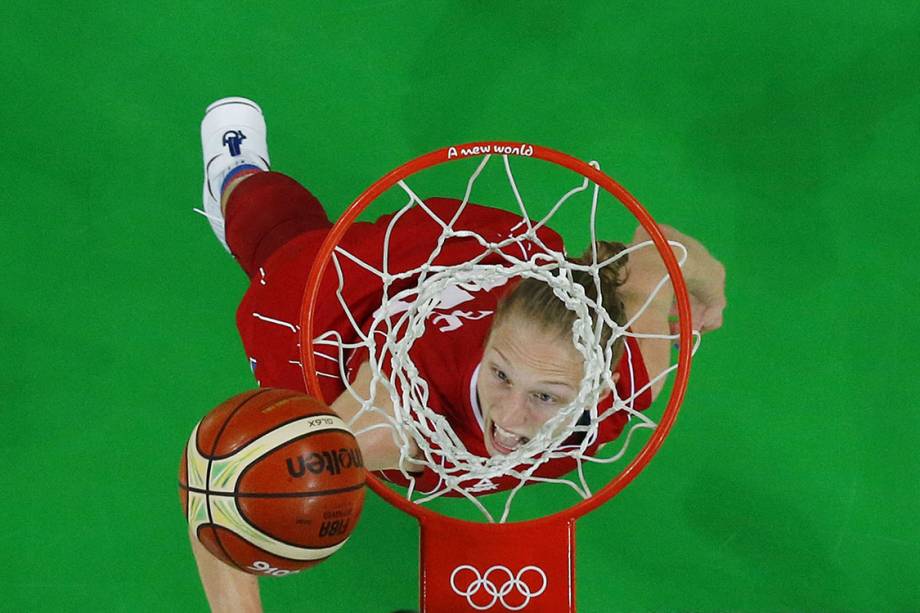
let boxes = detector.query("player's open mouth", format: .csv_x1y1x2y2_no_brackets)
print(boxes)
490,423,529,454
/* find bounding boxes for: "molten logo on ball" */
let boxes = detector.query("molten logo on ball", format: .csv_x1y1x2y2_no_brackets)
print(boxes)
285,447,364,477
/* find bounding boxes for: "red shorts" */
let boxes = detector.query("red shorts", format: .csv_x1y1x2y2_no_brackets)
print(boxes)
224,172,332,279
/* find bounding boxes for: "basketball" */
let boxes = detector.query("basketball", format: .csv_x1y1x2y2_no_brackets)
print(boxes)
178,388,366,576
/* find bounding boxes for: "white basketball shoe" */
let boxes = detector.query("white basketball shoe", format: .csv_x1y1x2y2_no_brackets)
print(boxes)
198,97,271,251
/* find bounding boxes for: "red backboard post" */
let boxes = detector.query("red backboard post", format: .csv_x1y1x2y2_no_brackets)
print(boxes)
420,514,576,612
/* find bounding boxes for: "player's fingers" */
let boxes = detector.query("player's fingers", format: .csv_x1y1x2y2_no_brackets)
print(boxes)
699,305,724,333
689,294,706,332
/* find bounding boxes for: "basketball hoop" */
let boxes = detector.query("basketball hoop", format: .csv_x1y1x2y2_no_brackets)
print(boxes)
299,142,694,611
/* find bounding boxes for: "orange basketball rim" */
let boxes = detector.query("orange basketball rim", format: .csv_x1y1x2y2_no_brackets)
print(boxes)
299,142,693,612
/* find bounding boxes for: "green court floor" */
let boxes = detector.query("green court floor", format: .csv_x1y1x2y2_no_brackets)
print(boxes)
2,2,918,611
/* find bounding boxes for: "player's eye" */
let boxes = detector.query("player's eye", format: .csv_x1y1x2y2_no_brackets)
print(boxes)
492,368,509,384
533,392,556,404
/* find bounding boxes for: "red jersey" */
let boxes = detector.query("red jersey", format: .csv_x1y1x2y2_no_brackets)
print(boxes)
236,198,651,494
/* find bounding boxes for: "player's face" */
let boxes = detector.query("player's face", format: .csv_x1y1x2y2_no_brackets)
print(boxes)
477,317,583,456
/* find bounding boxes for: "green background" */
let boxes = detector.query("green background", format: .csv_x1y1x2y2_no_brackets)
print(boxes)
2,1,918,611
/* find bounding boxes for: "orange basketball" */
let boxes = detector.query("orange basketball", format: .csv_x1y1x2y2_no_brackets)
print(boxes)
178,388,365,576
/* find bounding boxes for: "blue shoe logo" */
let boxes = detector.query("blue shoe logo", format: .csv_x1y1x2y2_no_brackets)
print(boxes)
222,130,247,156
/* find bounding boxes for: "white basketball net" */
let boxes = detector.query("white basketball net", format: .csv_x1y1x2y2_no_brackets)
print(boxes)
312,154,700,522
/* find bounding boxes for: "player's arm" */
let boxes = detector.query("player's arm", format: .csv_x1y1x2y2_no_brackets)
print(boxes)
331,361,420,472
189,527,262,613
647,224,727,334
187,365,410,612
188,363,416,611
620,224,726,399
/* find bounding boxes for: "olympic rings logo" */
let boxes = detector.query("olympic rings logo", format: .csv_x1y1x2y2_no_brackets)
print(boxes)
449,564,547,610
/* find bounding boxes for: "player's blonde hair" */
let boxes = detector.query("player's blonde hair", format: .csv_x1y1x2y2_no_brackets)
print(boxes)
492,241,630,363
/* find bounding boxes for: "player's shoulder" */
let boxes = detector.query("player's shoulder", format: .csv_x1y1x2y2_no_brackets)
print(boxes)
428,198,503,223
392,198,523,230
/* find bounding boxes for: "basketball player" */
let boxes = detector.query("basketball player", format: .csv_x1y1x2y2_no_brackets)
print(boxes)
191,98,726,611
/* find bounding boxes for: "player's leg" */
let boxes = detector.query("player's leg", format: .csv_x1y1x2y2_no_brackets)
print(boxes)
199,97,332,279
221,174,250,216
223,171,331,279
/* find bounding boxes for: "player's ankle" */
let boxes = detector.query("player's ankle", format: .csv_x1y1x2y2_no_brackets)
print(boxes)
220,167,264,215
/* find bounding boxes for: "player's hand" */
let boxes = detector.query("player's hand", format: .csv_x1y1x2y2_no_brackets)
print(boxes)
690,287,725,333
669,264,726,335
